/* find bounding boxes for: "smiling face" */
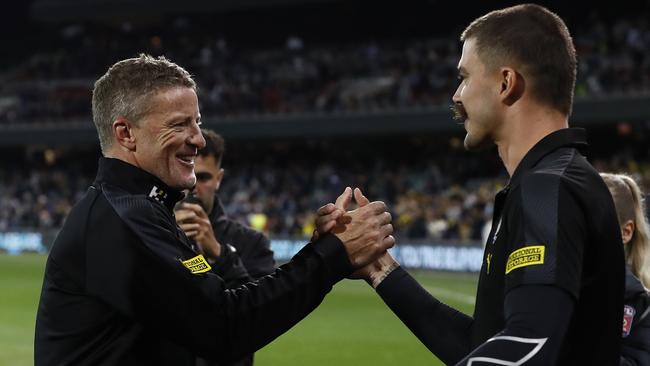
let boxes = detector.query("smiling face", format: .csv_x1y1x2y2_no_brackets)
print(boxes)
452,38,502,151
132,87,206,190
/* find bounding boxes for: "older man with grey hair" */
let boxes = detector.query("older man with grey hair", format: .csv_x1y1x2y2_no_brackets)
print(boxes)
34,54,395,365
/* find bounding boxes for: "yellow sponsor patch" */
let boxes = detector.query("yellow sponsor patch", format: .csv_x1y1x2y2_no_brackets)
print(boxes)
505,245,545,274
181,254,212,274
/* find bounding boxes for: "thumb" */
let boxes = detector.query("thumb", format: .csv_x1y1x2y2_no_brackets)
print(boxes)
335,186,353,210
354,187,370,207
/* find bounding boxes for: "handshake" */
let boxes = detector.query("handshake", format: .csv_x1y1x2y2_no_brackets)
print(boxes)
313,187,399,288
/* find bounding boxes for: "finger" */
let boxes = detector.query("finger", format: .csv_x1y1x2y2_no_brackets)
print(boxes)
378,211,392,226
179,223,200,232
379,223,394,239
354,187,370,207
319,220,338,233
183,203,207,217
381,235,396,250
185,230,199,238
335,187,353,210
175,210,197,222
315,210,344,227
365,201,388,214
317,203,337,216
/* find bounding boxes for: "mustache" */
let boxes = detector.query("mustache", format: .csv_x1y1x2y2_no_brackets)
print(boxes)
450,103,468,122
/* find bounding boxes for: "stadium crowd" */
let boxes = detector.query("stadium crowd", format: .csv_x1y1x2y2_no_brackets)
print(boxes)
1,14,650,125
2,140,649,244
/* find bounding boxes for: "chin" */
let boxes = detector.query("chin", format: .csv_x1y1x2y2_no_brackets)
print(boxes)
463,133,493,151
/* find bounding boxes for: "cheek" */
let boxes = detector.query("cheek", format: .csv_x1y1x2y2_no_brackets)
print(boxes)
158,129,181,151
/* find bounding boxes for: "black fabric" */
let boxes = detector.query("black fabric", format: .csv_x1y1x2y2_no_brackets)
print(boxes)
621,269,650,366
378,128,625,365
474,128,624,365
198,196,276,366
35,157,353,366
210,196,275,280
377,270,573,366
376,266,473,364
456,285,574,366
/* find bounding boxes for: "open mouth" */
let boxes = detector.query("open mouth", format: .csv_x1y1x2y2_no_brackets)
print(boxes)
176,155,195,167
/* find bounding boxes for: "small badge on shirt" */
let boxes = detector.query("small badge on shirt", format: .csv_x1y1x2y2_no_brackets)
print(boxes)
623,305,636,337
505,245,545,274
148,185,168,204
181,254,212,274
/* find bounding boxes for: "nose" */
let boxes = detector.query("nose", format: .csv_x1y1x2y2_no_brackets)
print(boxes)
188,122,206,150
452,85,462,104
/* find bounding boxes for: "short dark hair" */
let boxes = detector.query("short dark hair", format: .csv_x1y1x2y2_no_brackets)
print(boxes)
92,54,196,153
461,4,577,116
199,129,225,166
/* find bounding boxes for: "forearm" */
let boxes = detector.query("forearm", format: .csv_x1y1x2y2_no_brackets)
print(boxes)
455,285,574,366
198,234,352,362
210,243,252,288
376,267,474,364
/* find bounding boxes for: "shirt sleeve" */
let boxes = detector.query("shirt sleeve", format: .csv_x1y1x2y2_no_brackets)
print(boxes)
504,173,587,299
86,192,352,363
376,266,474,364
455,285,574,365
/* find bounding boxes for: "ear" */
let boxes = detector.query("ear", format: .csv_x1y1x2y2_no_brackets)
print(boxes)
112,117,137,151
499,67,524,106
621,219,635,245
215,168,225,191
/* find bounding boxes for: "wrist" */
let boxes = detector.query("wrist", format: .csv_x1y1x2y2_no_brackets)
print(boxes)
202,238,221,261
367,259,400,289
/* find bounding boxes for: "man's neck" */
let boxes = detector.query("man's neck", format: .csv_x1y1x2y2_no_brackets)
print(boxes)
496,107,569,177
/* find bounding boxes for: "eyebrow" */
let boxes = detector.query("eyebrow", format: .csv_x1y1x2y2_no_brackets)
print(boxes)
458,66,468,75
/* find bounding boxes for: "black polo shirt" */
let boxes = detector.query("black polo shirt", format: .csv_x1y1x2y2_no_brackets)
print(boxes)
473,128,625,364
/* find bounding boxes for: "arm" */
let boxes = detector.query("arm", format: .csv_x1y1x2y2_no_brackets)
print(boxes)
376,265,474,365
241,232,275,278
455,285,573,365
89,188,393,362
621,297,650,366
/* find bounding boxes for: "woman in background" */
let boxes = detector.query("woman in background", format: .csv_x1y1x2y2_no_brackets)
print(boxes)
601,173,650,366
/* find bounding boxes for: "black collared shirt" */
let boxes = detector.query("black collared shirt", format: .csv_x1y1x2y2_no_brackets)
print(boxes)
474,128,625,364
35,157,352,365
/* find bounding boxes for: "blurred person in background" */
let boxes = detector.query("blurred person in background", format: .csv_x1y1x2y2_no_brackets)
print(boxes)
175,129,275,366
317,4,624,365
601,173,650,366
34,54,395,365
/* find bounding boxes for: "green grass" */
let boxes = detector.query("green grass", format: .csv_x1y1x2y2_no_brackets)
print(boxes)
0,253,477,365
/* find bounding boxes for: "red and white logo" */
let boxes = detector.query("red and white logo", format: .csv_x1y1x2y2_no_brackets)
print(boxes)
623,305,636,338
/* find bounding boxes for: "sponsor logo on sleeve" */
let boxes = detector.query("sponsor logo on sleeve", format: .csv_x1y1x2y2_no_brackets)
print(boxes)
623,305,636,337
505,245,545,274
181,254,212,274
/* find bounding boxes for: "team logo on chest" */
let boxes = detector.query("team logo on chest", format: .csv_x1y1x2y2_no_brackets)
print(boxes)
148,185,168,203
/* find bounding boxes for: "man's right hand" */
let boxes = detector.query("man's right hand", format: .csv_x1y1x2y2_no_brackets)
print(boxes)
315,187,395,269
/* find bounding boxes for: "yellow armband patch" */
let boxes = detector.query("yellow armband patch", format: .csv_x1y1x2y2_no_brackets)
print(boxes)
181,254,212,274
505,245,545,274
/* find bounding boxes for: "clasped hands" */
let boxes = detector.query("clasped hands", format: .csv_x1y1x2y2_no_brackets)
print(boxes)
313,187,399,288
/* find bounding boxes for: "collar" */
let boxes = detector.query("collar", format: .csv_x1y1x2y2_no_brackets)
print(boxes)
508,128,588,188
209,195,228,222
94,157,185,211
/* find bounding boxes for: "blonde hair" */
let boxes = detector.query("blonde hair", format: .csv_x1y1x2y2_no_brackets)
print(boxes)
92,54,196,153
601,173,650,289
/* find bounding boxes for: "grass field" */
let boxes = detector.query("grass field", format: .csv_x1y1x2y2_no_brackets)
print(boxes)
0,253,478,365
